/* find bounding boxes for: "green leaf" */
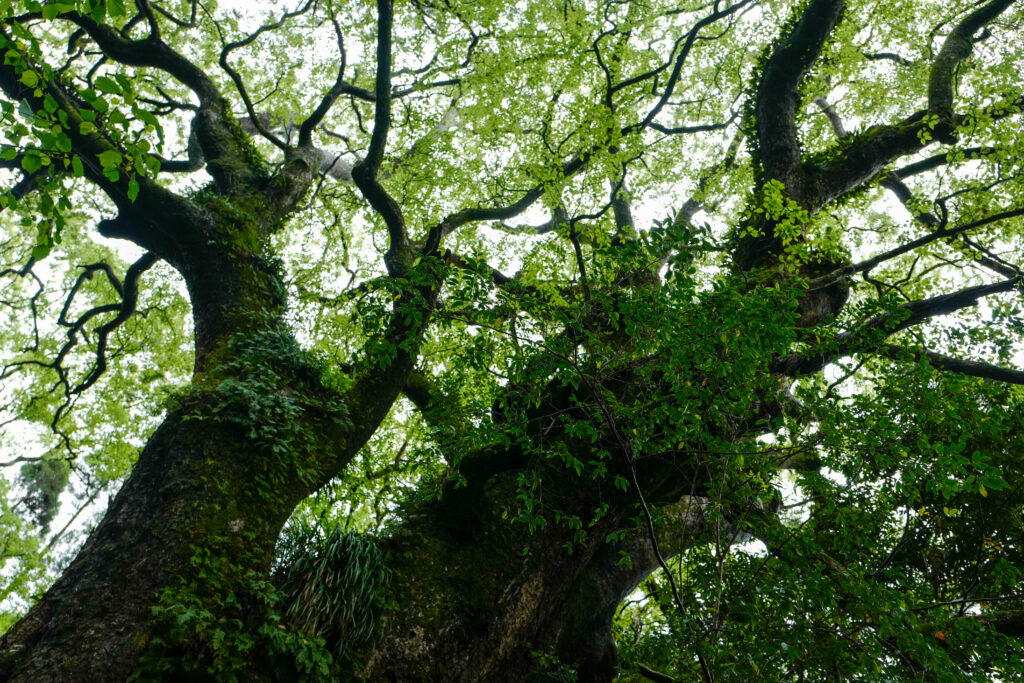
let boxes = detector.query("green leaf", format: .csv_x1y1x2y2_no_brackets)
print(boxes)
134,108,160,128
93,76,120,95
107,0,127,18
21,153,41,174
97,149,122,169
19,70,38,88
30,242,50,260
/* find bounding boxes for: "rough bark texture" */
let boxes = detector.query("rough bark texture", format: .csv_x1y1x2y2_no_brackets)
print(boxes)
0,412,300,681
354,466,706,682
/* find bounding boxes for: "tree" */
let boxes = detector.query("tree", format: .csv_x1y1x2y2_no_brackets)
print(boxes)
0,0,1023,679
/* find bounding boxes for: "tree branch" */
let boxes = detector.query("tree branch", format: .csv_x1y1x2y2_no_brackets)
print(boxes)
351,0,409,277
928,0,1015,119
638,664,677,683
402,369,471,464
753,0,845,185
0,33,211,263
217,1,318,151
33,10,222,106
802,1,1020,208
73,252,158,393
807,207,1024,290
773,276,1022,377
877,343,1024,385
297,12,347,146
632,0,753,135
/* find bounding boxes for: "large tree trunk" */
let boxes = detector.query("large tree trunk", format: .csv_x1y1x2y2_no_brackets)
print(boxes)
354,468,705,682
0,205,365,679
0,409,304,680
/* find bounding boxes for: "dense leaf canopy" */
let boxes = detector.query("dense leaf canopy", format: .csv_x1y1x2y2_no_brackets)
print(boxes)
1,0,1023,680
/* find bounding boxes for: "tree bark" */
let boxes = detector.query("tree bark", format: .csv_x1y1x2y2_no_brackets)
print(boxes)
354,468,706,682
0,409,307,681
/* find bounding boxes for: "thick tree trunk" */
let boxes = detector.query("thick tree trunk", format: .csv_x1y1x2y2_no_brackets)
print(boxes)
354,472,704,682
0,408,308,681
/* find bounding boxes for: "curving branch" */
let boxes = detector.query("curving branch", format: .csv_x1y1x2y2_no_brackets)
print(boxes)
423,155,587,254
217,0,318,151
812,96,847,139
647,111,739,137
773,276,1023,377
20,10,223,106
0,33,211,263
753,0,845,186
892,146,995,179
0,252,159,451
297,11,348,146
495,205,568,237
877,343,1024,385
928,0,1015,119
401,369,471,465
862,50,913,66
0,255,43,351
351,0,409,277
0,157,45,210
629,0,754,135
73,252,159,393
808,207,1024,290
134,0,162,39
149,0,199,29
803,1,1020,210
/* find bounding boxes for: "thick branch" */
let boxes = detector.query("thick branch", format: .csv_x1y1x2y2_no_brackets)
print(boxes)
363,0,394,175
402,369,470,464
802,1,1020,208
0,39,211,264
773,277,1022,377
877,343,1024,385
928,0,1015,118
638,664,677,683
43,11,222,106
351,0,409,276
753,0,845,185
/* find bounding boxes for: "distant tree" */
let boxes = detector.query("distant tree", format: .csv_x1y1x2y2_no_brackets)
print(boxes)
1,0,1023,679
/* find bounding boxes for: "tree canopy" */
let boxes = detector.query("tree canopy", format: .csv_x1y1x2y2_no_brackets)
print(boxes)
1,0,1023,680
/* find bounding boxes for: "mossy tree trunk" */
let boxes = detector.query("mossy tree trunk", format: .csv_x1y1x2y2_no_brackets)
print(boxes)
0,410,307,681
354,460,708,682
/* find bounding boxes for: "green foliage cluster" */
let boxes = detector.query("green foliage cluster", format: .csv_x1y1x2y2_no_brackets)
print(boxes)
175,328,349,487
135,544,335,682
615,362,1024,681
16,458,69,532
275,524,391,667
